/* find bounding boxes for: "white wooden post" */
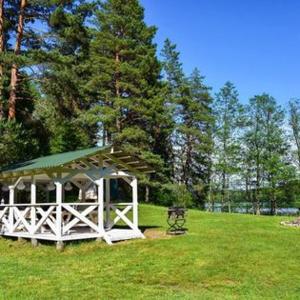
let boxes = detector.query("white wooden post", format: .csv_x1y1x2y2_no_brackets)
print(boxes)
31,178,36,230
97,178,104,233
131,177,138,229
8,185,15,232
105,178,110,228
55,181,63,239
81,186,86,202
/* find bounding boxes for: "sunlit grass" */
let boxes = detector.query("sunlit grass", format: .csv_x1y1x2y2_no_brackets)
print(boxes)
0,204,299,299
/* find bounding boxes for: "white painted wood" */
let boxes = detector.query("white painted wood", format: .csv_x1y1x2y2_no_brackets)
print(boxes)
0,155,146,245
36,207,57,235
31,179,36,229
0,207,9,232
12,177,22,189
8,186,15,232
105,179,110,228
131,177,138,228
62,204,98,234
55,180,63,239
111,205,132,226
110,204,136,230
12,207,31,232
32,206,55,234
97,178,104,232
107,229,143,242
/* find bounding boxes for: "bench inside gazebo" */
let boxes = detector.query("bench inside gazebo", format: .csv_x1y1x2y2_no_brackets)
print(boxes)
0,145,154,249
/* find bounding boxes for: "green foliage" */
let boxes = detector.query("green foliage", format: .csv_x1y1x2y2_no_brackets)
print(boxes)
289,99,300,168
161,40,214,207
212,82,244,209
0,120,39,167
157,183,193,207
86,0,174,196
1,0,300,211
241,94,295,214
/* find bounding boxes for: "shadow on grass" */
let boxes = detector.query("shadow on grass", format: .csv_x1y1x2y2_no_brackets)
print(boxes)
111,224,162,233
0,224,164,248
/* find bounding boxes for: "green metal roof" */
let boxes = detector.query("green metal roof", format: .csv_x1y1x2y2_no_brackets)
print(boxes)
0,145,111,177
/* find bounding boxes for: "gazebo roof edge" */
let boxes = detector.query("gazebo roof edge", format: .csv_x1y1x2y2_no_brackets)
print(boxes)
0,145,112,178
0,145,155,181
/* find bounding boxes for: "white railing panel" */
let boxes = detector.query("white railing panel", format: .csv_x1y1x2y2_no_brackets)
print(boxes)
62,204,99,234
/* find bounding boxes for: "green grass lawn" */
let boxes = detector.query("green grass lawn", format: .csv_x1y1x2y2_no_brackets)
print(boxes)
0,204,300,299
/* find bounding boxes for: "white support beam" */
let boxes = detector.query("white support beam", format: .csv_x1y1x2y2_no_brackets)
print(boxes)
104,154,141,175
13,177,23,189
96,178,104,233
55,180,63,240
105,179,110,228
131,177,138,229
8,185,15,232
30,178,37,230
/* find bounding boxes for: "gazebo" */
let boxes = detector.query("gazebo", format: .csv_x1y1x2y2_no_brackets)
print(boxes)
0,145,154,249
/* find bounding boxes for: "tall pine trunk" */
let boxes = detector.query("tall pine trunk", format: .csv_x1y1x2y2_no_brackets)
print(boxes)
145,185,149,202
255,170,261,215
8,0,27,120
221,171,226,212
270,184,277,215
0,0,4,119
115,50,121,133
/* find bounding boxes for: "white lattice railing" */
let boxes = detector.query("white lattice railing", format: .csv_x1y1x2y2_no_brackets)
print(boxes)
0,204,58,235
108,203,136,230
0,201,136,238
61,203,100,234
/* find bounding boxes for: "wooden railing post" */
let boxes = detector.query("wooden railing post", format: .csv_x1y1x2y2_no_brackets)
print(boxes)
105,178,110,228
97,178,104,234
30,178,36,232
8,185,14,232
131,177,138,229
55,181,63,240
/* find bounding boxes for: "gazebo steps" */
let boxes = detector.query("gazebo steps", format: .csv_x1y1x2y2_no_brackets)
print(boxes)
2,228,144,243
106,229,144,242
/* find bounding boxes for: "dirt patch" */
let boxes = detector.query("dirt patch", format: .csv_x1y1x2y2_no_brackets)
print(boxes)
281,217,300,227
143,228,170,239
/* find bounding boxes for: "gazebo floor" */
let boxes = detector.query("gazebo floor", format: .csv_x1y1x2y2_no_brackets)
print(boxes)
2,227,144,243
107,229,144,242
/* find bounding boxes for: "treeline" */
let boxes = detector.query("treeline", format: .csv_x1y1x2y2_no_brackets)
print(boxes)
212,89,300,214
0,0,299,213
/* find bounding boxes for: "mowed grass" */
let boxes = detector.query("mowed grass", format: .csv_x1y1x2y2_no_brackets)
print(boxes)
0,205,300,300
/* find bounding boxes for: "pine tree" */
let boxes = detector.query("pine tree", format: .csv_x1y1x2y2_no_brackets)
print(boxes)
0,0,4,119
289,99,300,169
35,1,97,153
86,0,173,200
0,0,51,165
213,82,243,212
243,94,293,214
160,38,185,179
88,0,160,147
183,68,213,205
161,39,213,206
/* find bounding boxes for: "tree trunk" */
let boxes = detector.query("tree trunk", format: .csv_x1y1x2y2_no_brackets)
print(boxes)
115,50,121,133
8,0,27,120
145,185,149,202
228,198,231,213
255,150,261,215
221,171,226,212
0,0,4,119
270,188,277,215
184,135,192,188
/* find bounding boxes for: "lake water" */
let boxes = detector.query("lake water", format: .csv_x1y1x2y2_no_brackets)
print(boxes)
205,203,300,216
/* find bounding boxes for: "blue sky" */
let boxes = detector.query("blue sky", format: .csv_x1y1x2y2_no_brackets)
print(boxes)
141,0,300,106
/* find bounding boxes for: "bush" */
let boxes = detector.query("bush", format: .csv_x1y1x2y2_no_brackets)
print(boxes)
157,183,193,207
0,120,39,168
